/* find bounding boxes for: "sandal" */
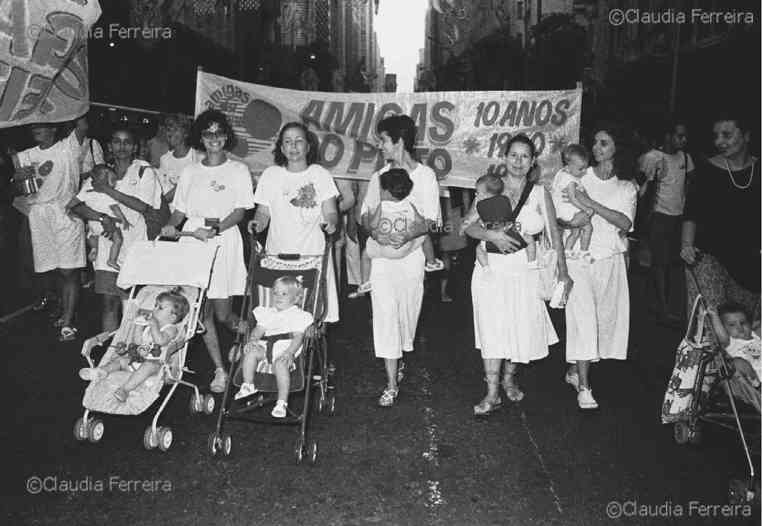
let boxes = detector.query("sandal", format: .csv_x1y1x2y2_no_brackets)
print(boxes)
378,387,398,407
58,326,78,342
501,379,525,402
473,397,502,416
52,317,66,328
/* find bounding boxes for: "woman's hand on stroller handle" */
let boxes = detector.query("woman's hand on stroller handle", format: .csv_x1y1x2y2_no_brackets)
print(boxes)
680,245,700,265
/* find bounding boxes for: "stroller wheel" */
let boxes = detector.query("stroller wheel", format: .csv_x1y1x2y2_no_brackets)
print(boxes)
157,427,173,452
203,394,216,415
73,417,87,441
208,432,221,456
688,423,702,445
308,440,318,465
143,426,158,450
221,434,232,457
189,394,203,415
294,438,305,464
87,419,104,443
673,422,690,445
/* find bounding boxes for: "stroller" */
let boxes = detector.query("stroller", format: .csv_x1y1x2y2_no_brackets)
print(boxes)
208,233,335,463
662,267,760,504
74,241,220,451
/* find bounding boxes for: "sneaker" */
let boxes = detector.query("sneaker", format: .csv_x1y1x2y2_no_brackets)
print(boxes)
577,388,599,409
234,382,258,400
210,368,228,393
564,370,580,392
79,367,108,382
424,258,445,272
378,387,398,407
271,400,287,418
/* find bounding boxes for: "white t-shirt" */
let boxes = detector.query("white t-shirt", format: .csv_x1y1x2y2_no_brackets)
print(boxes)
253,305,314,359
575,167,637,260
648,151,694,216
253,164,339,254
361,163,442,226
173,159,255,220
15,139,80,207
551,168,585,222
726,333,761,381
158,148,204,196
90,160,162,272
76,185,121,235
67,130,104,175
366,198,422,259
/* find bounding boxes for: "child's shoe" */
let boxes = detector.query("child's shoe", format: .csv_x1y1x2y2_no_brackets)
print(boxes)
234,382,258,400
79,367,107,382
424,258,445,272
271,400,287,418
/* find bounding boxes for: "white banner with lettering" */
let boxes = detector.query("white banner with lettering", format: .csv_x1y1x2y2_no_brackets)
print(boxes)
195,70,581,188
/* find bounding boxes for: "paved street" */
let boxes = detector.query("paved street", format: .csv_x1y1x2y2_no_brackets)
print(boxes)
1,265,758,526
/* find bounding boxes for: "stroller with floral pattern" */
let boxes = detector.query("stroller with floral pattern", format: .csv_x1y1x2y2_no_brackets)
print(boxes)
661,269,760,504
74,241,220,452
208,233,334,463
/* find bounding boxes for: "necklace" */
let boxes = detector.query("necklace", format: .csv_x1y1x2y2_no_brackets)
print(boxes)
724,157,756,190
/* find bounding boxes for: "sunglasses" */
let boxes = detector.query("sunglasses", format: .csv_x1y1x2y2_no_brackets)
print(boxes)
201,130,226,140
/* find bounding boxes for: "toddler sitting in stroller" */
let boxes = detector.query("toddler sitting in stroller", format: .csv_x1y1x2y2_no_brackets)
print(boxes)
234,276,314,418
707,301,761,410
79,288,190,402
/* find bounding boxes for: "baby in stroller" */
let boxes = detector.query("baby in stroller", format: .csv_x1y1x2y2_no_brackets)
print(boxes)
79,288,190,402
707,301,761,410
234,275,314,417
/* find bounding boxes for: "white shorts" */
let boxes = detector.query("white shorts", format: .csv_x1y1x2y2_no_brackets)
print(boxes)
28,203,86,272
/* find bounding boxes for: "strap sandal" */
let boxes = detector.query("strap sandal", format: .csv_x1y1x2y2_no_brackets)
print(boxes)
424,259,445,272
501,378,525,402
473,396,502,416
58,326,78,342
378,387,398,407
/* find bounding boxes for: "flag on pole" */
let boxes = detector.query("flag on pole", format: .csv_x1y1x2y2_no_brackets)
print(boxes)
0,0,102,128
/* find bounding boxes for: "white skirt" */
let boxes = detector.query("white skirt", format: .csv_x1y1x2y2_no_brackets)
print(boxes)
471,250,558,362
181,218,246,299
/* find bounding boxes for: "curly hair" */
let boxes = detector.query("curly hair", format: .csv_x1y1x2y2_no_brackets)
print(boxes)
272,122,319,166
190,109,236,151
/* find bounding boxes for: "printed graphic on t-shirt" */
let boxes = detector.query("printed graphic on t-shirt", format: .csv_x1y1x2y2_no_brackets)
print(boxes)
290,183,317,208
38,160,54,176
210,180,226,192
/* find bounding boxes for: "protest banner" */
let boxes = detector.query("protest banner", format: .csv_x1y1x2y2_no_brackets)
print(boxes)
195,70,581,188
0,0,102,128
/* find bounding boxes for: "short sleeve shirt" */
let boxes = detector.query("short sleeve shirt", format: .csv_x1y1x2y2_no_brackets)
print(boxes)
15,139,80,206
158,148,204,196
253,164,339,254
361,163,442,225
173,159,255,219
252,305,314,358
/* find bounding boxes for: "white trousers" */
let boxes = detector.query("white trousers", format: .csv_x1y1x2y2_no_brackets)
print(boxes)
564,255,630,363
370,249,424,359
345,231,362,286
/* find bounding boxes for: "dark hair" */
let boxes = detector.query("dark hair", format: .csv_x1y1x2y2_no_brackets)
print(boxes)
110,125,138,143
164,114,193,138
380,168,413,200
190,109,236,151
273,121,318,166
91,164,116,184
718,301,750,321
712,110,750,135
562,144,589,165
157,288,190,322
377,115,416,155
590,121,635,181
475,173,504,196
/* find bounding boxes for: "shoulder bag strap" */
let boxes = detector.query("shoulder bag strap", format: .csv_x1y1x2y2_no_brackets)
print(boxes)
508,179,534,222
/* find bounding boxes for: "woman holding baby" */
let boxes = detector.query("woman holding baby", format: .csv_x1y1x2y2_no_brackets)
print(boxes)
465,134,570,416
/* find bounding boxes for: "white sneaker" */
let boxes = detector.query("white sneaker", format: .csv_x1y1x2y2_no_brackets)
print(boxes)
210,368,228,393
271,400,287,418
79,367,107,382
577,388,599,409
564,370,580,392
234,382,258,400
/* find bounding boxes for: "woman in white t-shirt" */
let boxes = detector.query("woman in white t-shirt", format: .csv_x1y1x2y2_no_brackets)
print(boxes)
561,124,637,410
251,122,340,322
161,110,255,393
157,114,203,208
70,126,163,332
